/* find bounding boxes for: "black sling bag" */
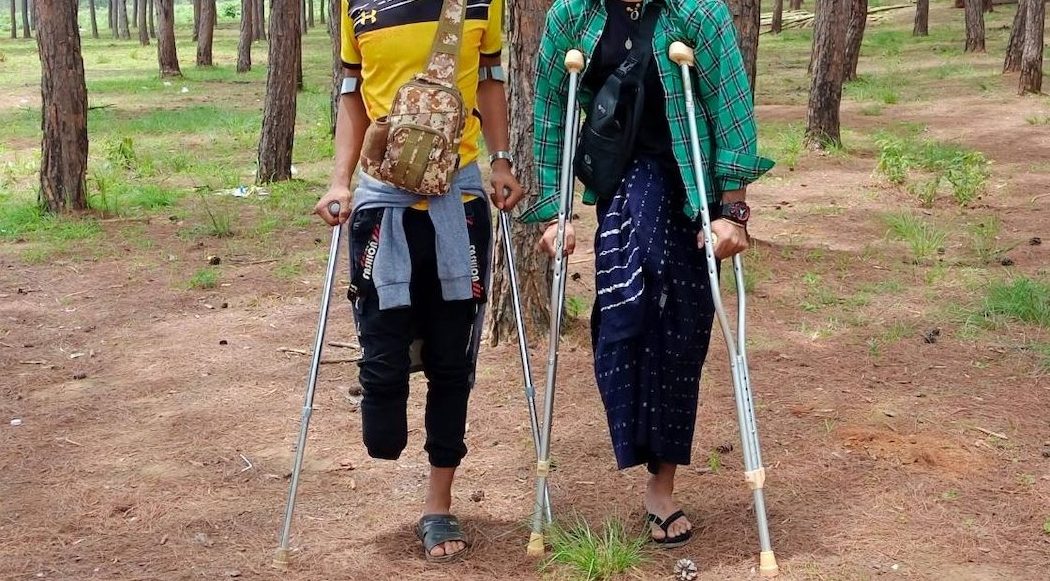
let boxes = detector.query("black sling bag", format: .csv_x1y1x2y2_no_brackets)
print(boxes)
574,3,662,199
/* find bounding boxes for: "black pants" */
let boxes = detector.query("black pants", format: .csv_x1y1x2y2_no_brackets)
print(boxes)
348,198,490,468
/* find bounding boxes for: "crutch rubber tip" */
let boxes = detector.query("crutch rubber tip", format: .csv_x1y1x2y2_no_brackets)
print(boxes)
272,547,294,570
526,533,546,556
759,551,779,577
564,50,585,73
669,41,695,67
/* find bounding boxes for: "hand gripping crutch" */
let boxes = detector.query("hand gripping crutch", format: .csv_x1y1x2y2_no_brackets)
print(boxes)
273,201,344,570
527,48,586,557
669,42,779,578
498,210,552,524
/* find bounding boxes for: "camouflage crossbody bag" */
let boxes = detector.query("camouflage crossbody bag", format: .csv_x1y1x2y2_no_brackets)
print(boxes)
359,0,468,196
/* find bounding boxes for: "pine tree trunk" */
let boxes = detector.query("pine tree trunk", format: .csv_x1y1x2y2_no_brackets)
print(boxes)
254,0,266,40
37,0,89,213
913,0,929,36
108,0,114,31
137,0,148,44
982,0,993,12
487,0,551,347
328,0,339,135
300,0,307,35
1004,3,1027,73
111,0,120,38
20,0,30,38
238,0,253,72
193,0,201,41
156,0,181,76
197,0,215,66
117,0,130,38
319,0,324,23
29,0,36,32
10,0,17,39
772,0,784,34
1018,0,1044,94
843,0,867,81
727,0,761,94
133,0,138,27
806,0,847,149
790,0,802,9
89,0,99,38
307,0,314,27
964,0,986,52
257,0,301,182
147,0,155,38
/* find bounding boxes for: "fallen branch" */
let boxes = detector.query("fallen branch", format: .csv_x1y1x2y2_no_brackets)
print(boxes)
327,341,360,350
973,426,1009,440
277,347,309,356
321,356,362,365
100,216,152,224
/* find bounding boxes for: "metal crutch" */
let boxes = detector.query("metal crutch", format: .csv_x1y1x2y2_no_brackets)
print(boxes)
273,201,344,570
498,210,552,524
669,41,779,578
527,48,586,557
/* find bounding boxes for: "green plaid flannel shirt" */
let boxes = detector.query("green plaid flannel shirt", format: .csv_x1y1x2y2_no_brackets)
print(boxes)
518,0,774,224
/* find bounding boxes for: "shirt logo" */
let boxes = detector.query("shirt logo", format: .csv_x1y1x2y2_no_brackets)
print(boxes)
354,8,377,26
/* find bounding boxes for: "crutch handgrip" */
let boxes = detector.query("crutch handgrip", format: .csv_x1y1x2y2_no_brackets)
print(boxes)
327,201,341,217
669,41,695,67
564,49,585,73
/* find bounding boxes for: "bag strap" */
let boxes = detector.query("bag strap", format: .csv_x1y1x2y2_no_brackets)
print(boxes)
422,0,468,85
613,3,662,83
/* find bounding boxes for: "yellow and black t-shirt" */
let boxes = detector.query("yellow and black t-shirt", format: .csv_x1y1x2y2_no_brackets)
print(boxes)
340,0,503,170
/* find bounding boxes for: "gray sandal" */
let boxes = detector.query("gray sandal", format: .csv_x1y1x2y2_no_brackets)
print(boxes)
416,514,470,563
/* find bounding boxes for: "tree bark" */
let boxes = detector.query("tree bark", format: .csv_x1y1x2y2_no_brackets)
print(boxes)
328,0,339,135
156,0,181,76
1004,3,1027,73
790,0,802,9
964,0,986,52
89,0,100,38
20,0,30,38
137,0,149,45
196,0,215,66
319,0,324,23
10,0,17,39
109,0,114,31
117,0,131,38
843,0,867,81
133,0,138,27
238,0,253,72
806,0,847,149
487,0,551,347
1018,0,1044,94
36,0,89,213
727,0,760,94
982,0,993,12
192,0,201,41
147,0,155,38
254,0,266,40
771,0,784,33
257,0,301,182
29,0,36,32
307,0,314,27
913,0,929,36
300,0,307,35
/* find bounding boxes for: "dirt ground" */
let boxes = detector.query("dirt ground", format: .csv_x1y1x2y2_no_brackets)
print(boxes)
3,21,1050,581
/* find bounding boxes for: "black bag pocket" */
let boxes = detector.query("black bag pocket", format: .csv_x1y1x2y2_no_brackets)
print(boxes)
347,208,385,303
575,121,633,199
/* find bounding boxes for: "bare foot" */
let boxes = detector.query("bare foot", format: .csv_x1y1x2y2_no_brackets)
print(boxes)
423,467,467,558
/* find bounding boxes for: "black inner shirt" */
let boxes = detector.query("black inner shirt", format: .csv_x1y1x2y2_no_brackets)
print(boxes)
583,0,677,174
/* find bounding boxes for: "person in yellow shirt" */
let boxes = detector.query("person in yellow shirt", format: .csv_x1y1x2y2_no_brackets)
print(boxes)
314,0,523,563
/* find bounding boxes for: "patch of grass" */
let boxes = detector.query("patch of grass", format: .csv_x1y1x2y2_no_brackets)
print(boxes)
197,193,236,238
758,123,805,170
275,259,304,280
566,296,589,319
844,74,900,105
941,489,961,501
968,216,1006,264
1043,518,1050,536
188,268,220,290
980,278,1050,328
860,104,884,116
707,450,722,473
875,134,989,207
0,200,104,244
1031,343,1050,375
545,516,647,581
1026,114,1050,126
881,211,947,262
858,280,905,295
800,272,839,312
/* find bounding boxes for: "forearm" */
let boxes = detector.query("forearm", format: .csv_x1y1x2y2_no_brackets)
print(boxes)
476,69,510,157
329,70,369,189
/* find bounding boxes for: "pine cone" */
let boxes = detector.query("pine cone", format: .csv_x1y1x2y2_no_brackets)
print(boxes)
674,558,698,581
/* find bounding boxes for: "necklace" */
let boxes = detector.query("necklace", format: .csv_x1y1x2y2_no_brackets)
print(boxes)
623,1,641,21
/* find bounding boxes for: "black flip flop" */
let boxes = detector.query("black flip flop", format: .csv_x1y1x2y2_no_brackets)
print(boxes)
415,514,470,563
646,510,693,549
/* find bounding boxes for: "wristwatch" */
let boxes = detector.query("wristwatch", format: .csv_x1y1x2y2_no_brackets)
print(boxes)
719,201,750,226
489,150,513,166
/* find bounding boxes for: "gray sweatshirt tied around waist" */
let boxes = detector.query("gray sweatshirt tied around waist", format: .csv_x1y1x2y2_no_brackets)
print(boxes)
352,163,485,310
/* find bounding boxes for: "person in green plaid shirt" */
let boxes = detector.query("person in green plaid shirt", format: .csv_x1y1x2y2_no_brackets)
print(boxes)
520,0,774,547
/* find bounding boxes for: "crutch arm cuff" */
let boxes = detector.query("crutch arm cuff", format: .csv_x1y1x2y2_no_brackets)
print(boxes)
744,467,766,490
